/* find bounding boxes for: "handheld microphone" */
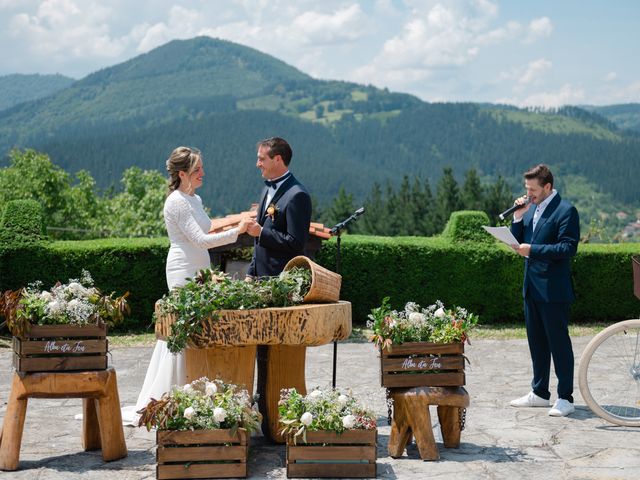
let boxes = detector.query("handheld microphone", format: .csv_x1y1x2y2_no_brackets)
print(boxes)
499,197,530,221
330,207,365,234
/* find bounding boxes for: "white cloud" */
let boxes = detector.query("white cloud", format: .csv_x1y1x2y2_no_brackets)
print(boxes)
7,0,130,60
604,71,618,82
136,6,202,52
515,84,586,108
518,58,552,86
525,16,552,43
276,4,364,46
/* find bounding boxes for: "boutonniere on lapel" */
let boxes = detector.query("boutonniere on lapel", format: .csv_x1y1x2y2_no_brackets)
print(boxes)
266,202,279,221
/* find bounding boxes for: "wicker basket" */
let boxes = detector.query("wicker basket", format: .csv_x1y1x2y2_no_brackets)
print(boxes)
284,256,341,303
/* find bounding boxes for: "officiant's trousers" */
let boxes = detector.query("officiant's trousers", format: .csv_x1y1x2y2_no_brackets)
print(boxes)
524,296,574,403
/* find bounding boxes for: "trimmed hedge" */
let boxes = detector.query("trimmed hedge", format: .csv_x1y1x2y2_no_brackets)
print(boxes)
1,221,639,328
0,238,168,330
0,199,46,243
315,235,640,324
442,210,493,244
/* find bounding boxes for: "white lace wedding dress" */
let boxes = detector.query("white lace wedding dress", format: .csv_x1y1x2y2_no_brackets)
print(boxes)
121,190,239,425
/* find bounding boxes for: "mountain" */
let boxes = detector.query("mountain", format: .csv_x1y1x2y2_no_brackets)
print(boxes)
582,104,640,132
0,36,638,219
0,73,75,111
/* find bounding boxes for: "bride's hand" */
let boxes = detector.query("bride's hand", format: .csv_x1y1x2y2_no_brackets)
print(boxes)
238,217,255,234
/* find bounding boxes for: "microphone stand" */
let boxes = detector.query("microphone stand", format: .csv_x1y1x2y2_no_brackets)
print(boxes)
329,207,365,389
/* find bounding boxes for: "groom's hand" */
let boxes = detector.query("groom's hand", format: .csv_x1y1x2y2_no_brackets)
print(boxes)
247,222,262,237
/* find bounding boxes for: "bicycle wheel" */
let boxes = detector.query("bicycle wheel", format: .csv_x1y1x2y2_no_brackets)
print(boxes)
578,319,640,426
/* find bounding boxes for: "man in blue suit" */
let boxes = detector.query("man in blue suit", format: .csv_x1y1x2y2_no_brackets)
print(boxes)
509,164,580,417
246,136,312,278
245,137,312,440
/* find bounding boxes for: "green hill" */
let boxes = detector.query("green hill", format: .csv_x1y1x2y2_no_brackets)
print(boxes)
0,37,638,219
583,103,640,132
0,74,75,111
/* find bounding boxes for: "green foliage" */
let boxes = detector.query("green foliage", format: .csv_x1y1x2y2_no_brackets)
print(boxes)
316,235,640,324
159,267,312,352
0,149,167,239
0,199,46,243
442,211,493,243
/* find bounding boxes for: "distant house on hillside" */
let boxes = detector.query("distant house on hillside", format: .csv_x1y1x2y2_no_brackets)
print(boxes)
622,220,640,240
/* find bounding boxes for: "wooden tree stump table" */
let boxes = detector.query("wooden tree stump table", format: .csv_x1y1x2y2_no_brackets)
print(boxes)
388,386,469,461
156,301,352,443
0,367,127,471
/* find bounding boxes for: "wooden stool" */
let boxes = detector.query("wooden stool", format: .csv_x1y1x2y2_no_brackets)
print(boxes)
0,367,127,471
388,386,469,461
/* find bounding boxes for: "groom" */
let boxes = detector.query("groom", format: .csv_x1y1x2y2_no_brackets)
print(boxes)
245,136,312,441
246,136,312,278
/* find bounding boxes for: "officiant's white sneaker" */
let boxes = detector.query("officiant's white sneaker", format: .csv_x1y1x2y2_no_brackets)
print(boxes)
548,399,575,417
510,391,550,407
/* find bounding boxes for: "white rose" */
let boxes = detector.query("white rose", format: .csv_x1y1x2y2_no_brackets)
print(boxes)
40,291,52,301
213,407,227,422
300,412,313,426
408,312,426,323
183,384,194,393
434,307,446,318
308,390,322,400
205,382,218,396
183,406,195,420
68,299,79,308
337,395,349,407
342,415,356,429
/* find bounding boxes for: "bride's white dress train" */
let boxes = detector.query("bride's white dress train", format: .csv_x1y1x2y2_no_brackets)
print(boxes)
121,190,239,425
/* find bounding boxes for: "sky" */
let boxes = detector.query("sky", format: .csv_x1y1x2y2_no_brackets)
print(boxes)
1,0,638,107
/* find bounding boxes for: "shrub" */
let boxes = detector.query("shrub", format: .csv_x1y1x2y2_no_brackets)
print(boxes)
442,210,492,243
0,199,46,243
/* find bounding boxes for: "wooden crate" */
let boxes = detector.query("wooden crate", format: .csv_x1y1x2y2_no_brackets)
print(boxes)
286,429,377,478
380,342,465,388
156,429,248,479
12,323,108,373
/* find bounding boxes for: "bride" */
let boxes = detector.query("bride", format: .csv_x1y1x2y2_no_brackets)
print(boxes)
121,146,254,424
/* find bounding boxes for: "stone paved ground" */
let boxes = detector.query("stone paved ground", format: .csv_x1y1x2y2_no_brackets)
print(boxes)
1,336,639,479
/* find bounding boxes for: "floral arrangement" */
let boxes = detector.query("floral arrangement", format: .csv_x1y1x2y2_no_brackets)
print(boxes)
138,377,262,433
1,270,129,338
368,297,478,350
158,267,311,353
278,387,376,443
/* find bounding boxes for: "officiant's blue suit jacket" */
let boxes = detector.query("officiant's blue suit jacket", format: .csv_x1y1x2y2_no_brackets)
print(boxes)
248,174,312,278
510,193,580,303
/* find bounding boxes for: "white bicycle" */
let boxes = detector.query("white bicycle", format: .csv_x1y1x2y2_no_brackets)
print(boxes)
578,256,640,426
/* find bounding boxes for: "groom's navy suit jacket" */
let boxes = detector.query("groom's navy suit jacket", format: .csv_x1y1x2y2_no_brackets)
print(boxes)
247,174,312,278
510,193,580,303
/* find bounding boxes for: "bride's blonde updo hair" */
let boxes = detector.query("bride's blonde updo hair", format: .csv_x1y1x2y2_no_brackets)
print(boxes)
166,146,201,193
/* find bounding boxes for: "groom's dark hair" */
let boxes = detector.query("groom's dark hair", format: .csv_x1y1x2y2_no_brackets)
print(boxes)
257,137,292,166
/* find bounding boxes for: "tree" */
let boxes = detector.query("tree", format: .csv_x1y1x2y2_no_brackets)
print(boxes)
361,182,386,235
435,167,462,231
322,186,356,232
102,167,167,237
461,169,484,211
484,175,514,225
